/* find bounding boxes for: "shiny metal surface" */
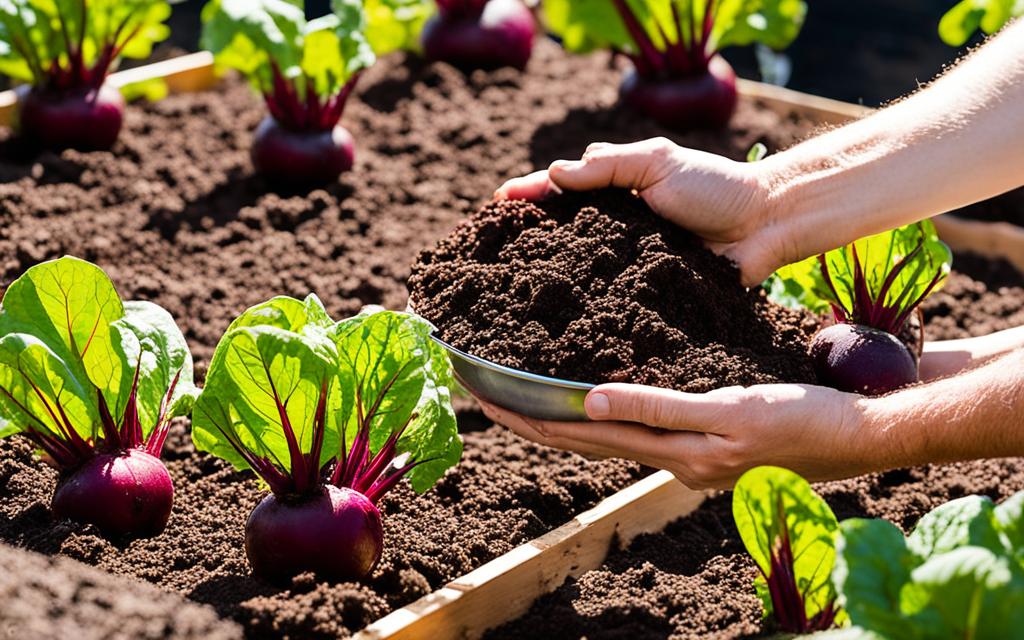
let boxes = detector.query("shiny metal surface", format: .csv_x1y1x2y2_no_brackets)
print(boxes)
431,335,594,422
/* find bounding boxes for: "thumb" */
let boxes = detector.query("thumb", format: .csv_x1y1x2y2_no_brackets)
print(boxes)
549,139,672,193
584,383,725,432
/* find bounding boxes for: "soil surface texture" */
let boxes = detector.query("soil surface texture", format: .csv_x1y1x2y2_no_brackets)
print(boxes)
0,542,242,640
0,424,643,639
0,35,1021,638
410,189,819,390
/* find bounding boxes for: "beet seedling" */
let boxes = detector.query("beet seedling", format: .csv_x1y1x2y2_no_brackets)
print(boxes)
0,0,173,150
733,466,842,633
192,298,461,583
767,221,952,395
544,0,806,130
201,0,386,186
0,257,197,537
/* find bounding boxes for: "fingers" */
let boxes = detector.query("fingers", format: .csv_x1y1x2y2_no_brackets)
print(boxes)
477,399,706,467
548,138,675,193
494,169,558,201
584,383,737,432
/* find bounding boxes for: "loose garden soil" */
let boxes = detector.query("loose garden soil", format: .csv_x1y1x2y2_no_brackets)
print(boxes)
0,38,1021,638
410,188,818,390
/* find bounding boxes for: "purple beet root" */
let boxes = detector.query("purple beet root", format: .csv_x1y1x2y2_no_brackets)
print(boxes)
18,83,125,151
51,450,174,538
422,0,535,72
245,485,384,584
251,115,355,186
620,55,738,131
810,323,919,396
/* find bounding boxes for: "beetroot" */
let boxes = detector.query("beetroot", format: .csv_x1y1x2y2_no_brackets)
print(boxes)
245,486,383,583
52,450,174,538
0,257,197,539
192,300,461,583
544,0,805,130
18,84,125,151
810,324,918,396
251,116,356,187
619,55,738,131
1,0,172,150
422,0,536,72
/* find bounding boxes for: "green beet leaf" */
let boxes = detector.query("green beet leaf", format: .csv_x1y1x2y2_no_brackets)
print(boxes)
193,298,461,500
0,256,197,468
834,489,1024,639
363,0,435,55
733,465,841,632
543,0,805,75
766,221,952,336
0,0,172,90
939,0,1022,47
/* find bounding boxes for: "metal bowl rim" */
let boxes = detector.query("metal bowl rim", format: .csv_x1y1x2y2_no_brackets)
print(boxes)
429,334,596,392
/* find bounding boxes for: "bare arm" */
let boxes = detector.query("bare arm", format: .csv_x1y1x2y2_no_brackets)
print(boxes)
498,21,1024,286
920,326,1024,381
757,20,1024,279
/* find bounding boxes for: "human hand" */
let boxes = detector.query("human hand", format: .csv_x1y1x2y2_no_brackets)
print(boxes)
495,138,789,286
476,382,904,490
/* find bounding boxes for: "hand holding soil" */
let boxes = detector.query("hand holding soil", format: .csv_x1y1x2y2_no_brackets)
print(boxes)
480,22,1024,488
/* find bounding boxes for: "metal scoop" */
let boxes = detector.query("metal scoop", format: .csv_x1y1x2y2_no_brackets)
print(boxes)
430,335,595,422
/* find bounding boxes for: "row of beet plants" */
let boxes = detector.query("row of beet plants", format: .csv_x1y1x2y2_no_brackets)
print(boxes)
0,256,461,584
735,464,1024,638
0,0,807,184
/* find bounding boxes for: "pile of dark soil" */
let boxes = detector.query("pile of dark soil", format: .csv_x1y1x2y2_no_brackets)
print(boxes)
0,542,241,640
487,458,1024,640
410,189,819,390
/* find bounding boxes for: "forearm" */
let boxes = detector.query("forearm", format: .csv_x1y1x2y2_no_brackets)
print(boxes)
920,326,1024,381
758,21,1024,264
864,349,1024,468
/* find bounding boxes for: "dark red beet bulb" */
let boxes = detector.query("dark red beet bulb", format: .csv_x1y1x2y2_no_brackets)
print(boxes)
810,324,918,396
422,0,535,72
18,83,125,151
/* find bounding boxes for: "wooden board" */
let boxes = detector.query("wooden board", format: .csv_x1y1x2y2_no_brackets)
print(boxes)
354,470,705,640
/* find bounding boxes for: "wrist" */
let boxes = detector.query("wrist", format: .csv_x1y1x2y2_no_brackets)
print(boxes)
850,393,925,472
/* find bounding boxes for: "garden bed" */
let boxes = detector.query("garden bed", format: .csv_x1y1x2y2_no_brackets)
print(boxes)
0,38,1021,639
0,40,818,638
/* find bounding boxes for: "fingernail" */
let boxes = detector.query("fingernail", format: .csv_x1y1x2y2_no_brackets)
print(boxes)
550,159,582,171
586,392,610,419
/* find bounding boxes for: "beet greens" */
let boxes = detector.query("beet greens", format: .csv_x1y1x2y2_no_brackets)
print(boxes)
192,297,461,582
201,0,390,186
0,0,173,149
544,0,806,129
733,466,842,633
767,221,952,395
0,256,197,537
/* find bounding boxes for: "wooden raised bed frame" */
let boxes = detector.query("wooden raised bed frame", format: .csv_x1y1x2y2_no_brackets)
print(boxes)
0,53,1019,640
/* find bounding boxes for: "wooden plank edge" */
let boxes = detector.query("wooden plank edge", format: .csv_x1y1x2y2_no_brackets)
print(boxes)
736,77,872,125
0,51,216,128
354,470,705,640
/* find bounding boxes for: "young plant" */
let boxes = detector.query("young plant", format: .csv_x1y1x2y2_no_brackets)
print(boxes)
420,0,536,72
0,257,197,537
201,0,381,187
0,0,172,150
733,466,842,634
766,221,952,396
192,297,461,583
939,0,1021,47
544,0,806,130
832,491,1024,638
